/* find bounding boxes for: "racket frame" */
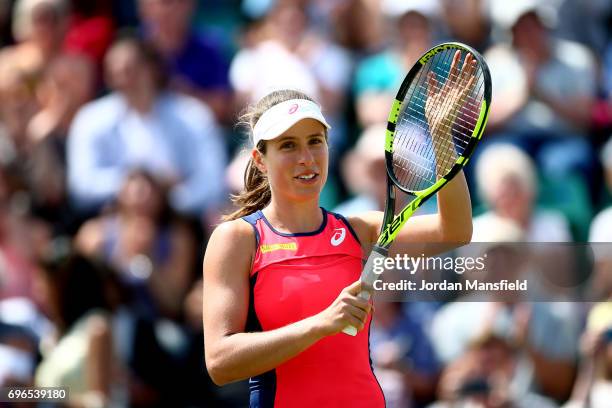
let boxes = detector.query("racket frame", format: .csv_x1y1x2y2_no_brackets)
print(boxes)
378,42,492,249
342,42,491,336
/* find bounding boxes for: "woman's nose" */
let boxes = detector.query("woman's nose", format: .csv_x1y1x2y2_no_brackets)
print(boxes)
298,146,315,165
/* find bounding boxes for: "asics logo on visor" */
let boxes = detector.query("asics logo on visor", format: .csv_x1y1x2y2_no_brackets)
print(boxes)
252,99,331,146
331,228,346,246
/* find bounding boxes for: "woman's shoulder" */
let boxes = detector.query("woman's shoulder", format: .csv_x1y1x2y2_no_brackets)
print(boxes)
344,211,382,230
204,218,257,278
338,211,383,251
74,215,114,255
207,218,257,253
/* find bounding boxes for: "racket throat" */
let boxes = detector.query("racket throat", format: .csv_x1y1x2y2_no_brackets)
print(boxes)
380,181,396,235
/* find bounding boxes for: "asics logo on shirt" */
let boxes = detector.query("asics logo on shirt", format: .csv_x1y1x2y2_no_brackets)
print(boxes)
330,228,346,246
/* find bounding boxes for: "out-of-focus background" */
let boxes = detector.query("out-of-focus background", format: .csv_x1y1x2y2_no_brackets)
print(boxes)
0,0,611,406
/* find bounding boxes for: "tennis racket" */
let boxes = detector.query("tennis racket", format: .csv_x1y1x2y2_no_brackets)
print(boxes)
343,42,492,336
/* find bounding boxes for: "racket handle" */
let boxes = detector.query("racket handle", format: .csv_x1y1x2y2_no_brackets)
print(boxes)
342,246,388,336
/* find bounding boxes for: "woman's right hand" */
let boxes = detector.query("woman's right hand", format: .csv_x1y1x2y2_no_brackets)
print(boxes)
314,280,372,336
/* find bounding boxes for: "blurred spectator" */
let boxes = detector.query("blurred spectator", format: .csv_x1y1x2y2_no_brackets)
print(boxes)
0,51,39,155
555,0,611,53
589,139,612,242
306,0,384,56
67,37,227,217
24,54,95,234
27,53,94,146
371,300,440,408
230,4,317,107
0,320,39,387
353,1,436,127
474,143,572,242
563,304,612,408
34,249,125,407
64,0,115,67
138,0,233,124
485,0,599,199
438,0,491,52
231,1,352,152
0,163,37,301
431,332,558,408
335,122,438,216
334,123,387,215
75,169,198,319
434,219,581,401
588,140,612,301
181,278,235,406
4,0,68,80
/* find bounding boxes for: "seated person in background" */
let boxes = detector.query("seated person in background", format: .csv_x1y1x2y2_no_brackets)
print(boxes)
589,138,612,244
474,143,572,242
334,123,437,217
563,303,612,408
67,37,227,218
334,123,388,216
34,250,124,407
430,331,558,408
25,53,96,235
137,0,232,124
353,3,435,127
2,0,68,85
588,138,612,301
484,0,598,199
433,218,581,402
75,169,198,320
370,300,440,408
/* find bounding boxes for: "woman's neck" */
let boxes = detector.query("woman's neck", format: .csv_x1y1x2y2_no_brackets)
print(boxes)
263,199,323,234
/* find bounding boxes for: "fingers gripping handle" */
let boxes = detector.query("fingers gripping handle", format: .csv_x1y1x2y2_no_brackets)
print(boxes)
342,247,388,336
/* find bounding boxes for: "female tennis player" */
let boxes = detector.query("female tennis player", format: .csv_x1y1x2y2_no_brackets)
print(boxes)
203,89,473,407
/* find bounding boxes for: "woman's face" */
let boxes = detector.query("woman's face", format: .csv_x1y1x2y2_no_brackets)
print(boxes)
491,175,533,222
29,3,65,48
118,173,163,218
105,44,154,95
256,119,328,203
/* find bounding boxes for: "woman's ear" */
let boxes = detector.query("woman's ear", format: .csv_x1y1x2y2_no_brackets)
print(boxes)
252,149,267,174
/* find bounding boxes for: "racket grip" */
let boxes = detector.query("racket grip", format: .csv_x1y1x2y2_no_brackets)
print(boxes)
342,246,388,336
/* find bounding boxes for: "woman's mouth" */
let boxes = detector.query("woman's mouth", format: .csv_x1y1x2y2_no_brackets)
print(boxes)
294,172,319,183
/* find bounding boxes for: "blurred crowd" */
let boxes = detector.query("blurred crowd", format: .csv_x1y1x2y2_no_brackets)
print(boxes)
0,0,611,407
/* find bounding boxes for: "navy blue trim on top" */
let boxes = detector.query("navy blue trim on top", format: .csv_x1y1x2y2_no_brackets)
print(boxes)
242,212,263,249
367,316,386,407
328,211,362,247
258,208,328,237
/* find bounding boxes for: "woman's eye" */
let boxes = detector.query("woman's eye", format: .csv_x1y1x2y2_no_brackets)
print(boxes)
280,142,295,149
309,138,323,145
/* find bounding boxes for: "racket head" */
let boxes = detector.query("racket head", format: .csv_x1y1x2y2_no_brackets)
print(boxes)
384,42,492,196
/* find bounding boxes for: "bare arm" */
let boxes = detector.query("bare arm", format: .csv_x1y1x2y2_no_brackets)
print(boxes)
82,315,113,408
203,220,371,385
349,171,472,257
152,221,197,317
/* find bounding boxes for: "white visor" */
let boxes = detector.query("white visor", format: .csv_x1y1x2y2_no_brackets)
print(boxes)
252,99,331,146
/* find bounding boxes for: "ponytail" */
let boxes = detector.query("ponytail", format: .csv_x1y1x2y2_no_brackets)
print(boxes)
223,143,271,221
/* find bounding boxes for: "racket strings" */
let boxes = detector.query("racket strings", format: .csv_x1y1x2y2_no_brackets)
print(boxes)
392,49,486,192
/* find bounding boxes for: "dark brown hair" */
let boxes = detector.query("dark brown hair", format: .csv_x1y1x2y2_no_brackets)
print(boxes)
223,90,318,221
